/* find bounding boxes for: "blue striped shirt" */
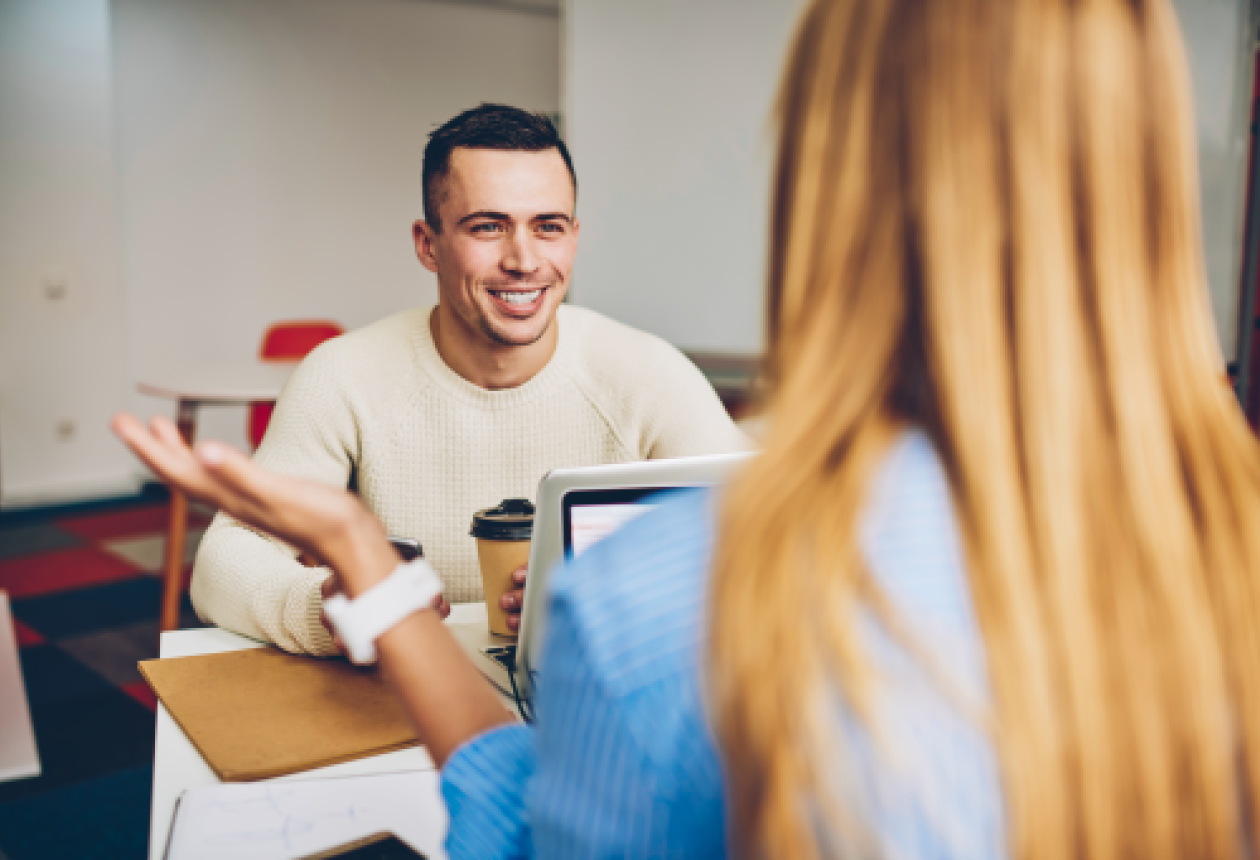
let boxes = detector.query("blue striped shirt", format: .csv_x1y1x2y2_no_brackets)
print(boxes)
441,431,1004,858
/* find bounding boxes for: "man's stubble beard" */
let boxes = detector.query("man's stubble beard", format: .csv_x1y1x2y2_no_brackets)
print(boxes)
475,302,555,348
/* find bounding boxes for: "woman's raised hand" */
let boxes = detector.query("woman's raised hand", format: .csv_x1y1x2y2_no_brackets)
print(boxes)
110,413,396,596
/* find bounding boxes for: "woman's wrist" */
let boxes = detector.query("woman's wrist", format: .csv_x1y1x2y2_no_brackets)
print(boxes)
318,508,398,598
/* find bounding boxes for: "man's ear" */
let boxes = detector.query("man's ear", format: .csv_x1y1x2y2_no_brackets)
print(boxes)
413,220,440,274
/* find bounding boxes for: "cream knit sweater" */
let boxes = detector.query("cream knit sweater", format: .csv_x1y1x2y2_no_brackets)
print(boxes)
190,305,752,655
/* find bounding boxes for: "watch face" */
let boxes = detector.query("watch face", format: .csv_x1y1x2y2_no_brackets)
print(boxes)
388,536,423,561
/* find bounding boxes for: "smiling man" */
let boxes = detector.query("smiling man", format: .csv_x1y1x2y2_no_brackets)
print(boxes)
189,105,751,656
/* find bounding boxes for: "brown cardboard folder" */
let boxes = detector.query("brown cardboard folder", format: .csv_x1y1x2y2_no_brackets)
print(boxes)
138,648,419,782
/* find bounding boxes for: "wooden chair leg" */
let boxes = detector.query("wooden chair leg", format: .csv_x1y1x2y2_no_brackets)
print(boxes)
160,400,198,632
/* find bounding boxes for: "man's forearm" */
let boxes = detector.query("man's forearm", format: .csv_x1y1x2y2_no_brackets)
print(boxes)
192,515,339,655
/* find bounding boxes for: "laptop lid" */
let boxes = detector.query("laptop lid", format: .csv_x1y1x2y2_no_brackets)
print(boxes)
514,452,754,704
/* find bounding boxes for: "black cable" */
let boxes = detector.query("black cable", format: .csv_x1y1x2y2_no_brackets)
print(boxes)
503,650,535,724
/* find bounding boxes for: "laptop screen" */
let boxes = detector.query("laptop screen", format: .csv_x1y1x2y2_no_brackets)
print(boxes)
561,487,668,560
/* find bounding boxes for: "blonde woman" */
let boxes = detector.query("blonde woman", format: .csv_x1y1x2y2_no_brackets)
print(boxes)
115,0,1256,856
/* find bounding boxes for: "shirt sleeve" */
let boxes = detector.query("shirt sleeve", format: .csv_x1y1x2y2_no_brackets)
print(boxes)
442,724,536,860
189,342,357,655
442,589,678,859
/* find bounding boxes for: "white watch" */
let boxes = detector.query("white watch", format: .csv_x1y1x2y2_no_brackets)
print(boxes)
323,558,444,665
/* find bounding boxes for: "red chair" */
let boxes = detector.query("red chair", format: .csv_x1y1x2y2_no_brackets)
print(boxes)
248,320,344,448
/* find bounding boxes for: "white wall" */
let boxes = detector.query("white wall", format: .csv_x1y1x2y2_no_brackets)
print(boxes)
565,0,803,354
114,0,560,453
0,0,559,505
1170,0,1254,362
0,0,136,505
568,0,1256,362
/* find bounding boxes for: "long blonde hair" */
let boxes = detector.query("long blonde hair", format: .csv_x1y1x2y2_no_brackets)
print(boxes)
710,1,1260,858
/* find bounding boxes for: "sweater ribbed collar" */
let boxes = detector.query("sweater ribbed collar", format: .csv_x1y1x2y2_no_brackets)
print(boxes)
411,305,577,410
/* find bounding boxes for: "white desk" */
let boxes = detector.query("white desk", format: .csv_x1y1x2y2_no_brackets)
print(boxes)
0,592,39,783
149,602,503,860
138,362,298,632
138,362,299,405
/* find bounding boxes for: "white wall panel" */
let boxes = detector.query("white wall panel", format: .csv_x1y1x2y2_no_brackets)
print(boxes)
569,0,1255,361
0,0,136,505
565,0,803,354
1170,0,1254,361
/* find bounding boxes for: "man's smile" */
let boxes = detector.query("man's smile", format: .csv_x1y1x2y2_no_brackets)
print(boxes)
486,286,548,316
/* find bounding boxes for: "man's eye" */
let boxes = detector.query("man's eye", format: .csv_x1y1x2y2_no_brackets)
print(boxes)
538,223,565,234
471,223,504,234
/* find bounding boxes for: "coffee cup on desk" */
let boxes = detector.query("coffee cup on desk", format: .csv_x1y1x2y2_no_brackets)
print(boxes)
469,499,534,638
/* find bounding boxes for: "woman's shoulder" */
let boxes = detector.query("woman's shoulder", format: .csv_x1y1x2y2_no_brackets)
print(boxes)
862,430,979,644
545,430,976,696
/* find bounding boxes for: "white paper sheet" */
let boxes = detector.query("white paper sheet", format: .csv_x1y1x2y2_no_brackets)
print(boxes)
165,771,447,860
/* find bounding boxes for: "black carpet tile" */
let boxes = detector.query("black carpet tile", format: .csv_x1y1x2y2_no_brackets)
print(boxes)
10,577,194,641
0,764,152,860
0,688,155,805
0,524,82,562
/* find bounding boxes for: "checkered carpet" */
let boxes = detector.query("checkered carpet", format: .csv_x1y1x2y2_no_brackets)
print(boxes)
0,491,212,860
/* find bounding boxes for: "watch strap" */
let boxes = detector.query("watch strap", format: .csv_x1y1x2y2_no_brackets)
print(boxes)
323,558,443,665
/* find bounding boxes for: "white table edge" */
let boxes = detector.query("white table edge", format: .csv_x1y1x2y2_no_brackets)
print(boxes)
149,603,494,860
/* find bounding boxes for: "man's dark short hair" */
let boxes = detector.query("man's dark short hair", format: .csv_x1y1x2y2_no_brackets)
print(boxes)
422,103,576,231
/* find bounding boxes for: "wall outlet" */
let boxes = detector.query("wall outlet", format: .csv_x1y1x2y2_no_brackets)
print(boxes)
42,274,67,301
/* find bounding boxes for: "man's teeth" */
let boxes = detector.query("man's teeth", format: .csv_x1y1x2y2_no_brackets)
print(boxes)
493,289,543,305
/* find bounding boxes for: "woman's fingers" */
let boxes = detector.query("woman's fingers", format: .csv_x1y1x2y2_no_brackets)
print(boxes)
113,414,209,498
114,413,258,518
195,441,299,515
149,415,186,449
112,412,382,581
194,441,349,553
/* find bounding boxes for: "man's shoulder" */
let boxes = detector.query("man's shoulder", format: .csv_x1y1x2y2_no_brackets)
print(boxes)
296,307,430,383
559,304,696,386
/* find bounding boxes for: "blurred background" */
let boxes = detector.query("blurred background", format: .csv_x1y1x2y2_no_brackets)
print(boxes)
0,0,1255,508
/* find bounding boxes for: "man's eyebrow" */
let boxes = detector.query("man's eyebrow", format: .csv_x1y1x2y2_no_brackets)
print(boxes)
457,210,511,225
457,210,573,225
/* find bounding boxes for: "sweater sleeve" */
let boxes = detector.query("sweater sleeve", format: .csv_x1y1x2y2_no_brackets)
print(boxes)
189,342,359,655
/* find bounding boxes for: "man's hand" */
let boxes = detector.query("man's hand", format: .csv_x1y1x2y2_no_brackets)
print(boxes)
499,565,528,632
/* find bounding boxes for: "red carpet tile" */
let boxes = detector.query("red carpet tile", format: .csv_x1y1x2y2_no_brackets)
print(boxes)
120,680,157,712
0,547,144,599
55,504,211,542
13,619,43,647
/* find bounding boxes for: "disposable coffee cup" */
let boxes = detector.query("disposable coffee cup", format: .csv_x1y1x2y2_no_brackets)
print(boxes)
470,498,534,637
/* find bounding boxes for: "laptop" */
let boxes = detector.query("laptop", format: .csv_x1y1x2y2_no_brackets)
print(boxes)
449,452,754,711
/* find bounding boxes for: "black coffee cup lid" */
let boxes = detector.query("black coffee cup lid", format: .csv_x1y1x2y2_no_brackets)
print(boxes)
470,498,535,540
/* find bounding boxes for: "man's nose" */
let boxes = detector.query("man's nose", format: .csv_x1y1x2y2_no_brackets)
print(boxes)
502,231,542,276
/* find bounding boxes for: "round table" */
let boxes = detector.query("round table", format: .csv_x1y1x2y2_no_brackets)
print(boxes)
138,361,298,631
